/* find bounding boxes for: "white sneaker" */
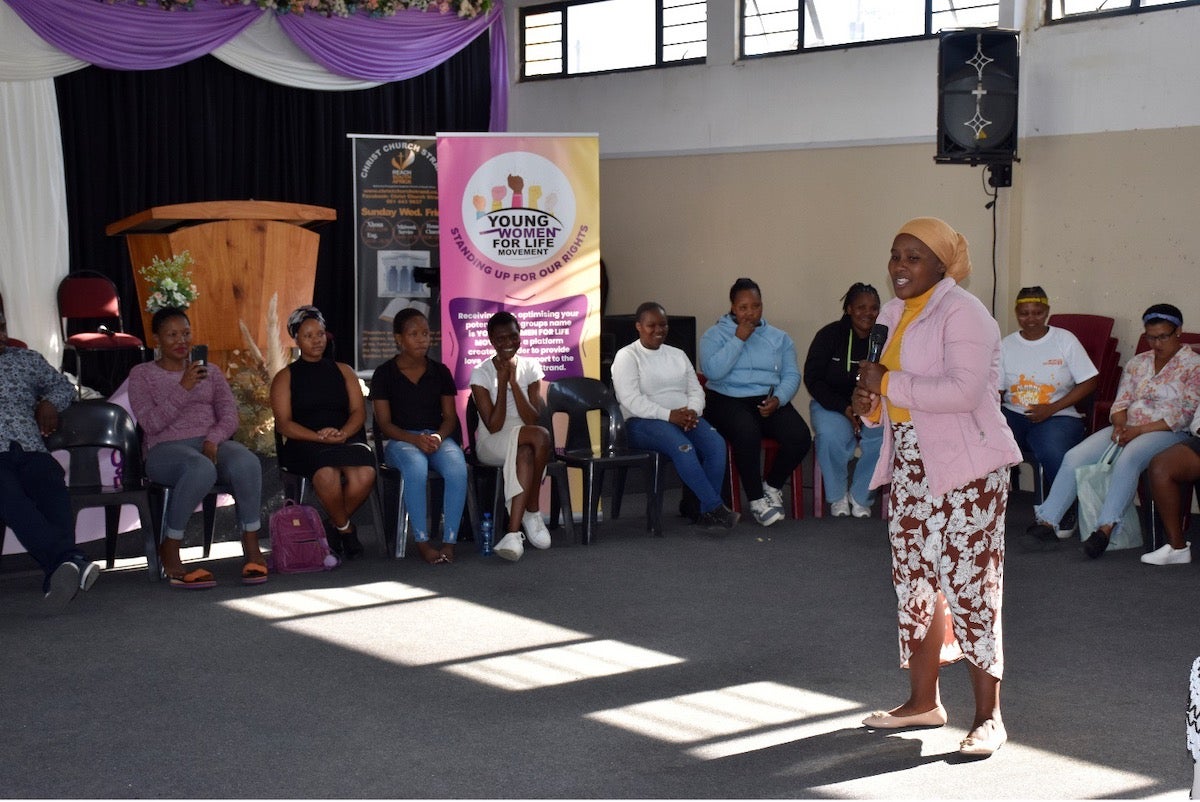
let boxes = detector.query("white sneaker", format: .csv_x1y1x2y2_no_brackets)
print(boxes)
78,560,100,591
1140,542,1192,565
763,484,784,511
494,532,525,562
830,497,850,517
849,498,872,518
749,497,784,527
522,512,552,550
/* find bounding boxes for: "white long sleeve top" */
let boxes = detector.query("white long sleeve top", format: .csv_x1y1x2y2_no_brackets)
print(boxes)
611,340,705,422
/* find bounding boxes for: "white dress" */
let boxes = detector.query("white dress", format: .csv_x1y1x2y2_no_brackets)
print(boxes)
469,355,546,504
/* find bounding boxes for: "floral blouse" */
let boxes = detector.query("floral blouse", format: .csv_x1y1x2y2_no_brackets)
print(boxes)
1111,346,1200,431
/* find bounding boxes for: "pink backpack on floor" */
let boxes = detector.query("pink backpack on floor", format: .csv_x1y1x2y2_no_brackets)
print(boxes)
269,500,339,573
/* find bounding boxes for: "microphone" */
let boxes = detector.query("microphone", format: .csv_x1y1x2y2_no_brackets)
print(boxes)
866,323,888,363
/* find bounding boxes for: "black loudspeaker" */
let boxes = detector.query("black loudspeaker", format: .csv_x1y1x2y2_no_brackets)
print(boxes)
936,29,1019,166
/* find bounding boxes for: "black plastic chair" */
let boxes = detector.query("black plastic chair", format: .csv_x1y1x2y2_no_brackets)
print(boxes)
43,400,158,579
542,377,663,545
466,394,573,543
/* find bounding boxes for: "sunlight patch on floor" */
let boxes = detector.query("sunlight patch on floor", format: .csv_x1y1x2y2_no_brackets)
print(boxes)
587,681,860,747
221,580,435,618
444,638,684,690
221,580,686,689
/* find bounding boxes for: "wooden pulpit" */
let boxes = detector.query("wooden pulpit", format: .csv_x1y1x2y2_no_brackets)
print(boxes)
107,201,336,369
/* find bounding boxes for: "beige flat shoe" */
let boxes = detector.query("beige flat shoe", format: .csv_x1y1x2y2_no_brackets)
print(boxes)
959,718,1007,757
861,704,948,729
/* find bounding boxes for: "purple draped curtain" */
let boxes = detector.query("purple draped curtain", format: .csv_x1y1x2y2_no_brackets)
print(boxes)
5,0,506,128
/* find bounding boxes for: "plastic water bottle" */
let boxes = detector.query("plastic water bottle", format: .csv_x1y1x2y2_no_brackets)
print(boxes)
479,512,494,556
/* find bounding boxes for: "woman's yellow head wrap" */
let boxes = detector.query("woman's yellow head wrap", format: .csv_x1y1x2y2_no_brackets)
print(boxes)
895,217,972,282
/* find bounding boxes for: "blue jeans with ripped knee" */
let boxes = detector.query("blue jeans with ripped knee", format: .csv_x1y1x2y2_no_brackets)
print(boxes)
625,417,727,513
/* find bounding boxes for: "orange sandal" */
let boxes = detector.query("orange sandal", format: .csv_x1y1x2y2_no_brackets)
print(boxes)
168,568,216,590
241,562,269,585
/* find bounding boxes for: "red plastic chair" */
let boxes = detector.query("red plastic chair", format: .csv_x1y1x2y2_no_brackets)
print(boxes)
725,437,805,519
57,270,145,395
1049,313,1114,369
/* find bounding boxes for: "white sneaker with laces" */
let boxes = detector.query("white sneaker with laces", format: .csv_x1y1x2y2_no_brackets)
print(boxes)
522,512,552,549
830,497,850,518
494,532,525,562
1140,542,1192,565
763,484,784,511
849,498,872,518
749,497,784,527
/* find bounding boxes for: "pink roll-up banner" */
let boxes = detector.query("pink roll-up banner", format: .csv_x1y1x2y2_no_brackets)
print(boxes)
437,133,601,422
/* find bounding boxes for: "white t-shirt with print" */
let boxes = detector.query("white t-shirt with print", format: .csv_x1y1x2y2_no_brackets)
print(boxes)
999,326,1098,418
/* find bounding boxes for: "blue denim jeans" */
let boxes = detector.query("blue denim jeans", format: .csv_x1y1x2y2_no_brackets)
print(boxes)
1002,407,1085,489
625,417,727,513
809,400,883,506
383,433,467,543
1035,425,1190,534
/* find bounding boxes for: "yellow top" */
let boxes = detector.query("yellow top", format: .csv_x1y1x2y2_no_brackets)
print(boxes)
874,284,938,424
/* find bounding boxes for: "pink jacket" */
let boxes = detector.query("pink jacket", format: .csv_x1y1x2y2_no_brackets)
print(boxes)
867,278,1021,498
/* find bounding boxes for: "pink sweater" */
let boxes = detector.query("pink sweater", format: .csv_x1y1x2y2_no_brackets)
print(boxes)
867,278,1021,498
128,361,239,451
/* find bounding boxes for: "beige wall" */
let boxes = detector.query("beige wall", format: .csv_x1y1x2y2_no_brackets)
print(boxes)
600,126,1200,409
1011,126,1200,356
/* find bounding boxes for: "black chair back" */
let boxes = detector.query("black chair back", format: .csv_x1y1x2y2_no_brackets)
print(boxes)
43,400,158,578
542,376,629,455
44,400,144,488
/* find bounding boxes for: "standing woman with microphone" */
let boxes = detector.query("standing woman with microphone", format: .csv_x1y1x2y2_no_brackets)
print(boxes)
853,218,1020,758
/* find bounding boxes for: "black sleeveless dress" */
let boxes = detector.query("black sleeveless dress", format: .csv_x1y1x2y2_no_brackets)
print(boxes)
278,358,373,476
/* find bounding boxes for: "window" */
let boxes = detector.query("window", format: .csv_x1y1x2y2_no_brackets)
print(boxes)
741,0,1000,57
521,0,707,80
1047,0,1200,22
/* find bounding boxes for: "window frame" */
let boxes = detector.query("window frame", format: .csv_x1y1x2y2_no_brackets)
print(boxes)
1044,0,1200,25
738,1,1002,60
519,0,707,82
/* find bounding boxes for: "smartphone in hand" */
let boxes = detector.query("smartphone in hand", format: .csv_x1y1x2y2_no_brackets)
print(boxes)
190,344,208,366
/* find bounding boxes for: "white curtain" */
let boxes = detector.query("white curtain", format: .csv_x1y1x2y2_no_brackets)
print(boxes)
0,79,71,360
212,13,383,91
0,2,389,359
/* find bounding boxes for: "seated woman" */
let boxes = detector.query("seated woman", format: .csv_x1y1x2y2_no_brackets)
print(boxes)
470,311,553,562
370,308,467,564
1000,287,1098,503
271,305,376,560
128,307,264,588
1027,303,1200,557
699,277,812,527
1142,404,1200,565
803,282,884,518
612,302,737,530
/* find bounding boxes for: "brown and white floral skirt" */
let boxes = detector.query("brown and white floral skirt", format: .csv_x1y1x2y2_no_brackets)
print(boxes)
888,421,1007,680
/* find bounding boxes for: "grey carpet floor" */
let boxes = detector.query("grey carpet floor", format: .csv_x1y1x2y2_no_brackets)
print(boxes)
0,486,1197,799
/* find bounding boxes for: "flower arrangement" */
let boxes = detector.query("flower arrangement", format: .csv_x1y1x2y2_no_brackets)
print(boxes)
140,251,200,313
225,294,290,455
108,0,491,18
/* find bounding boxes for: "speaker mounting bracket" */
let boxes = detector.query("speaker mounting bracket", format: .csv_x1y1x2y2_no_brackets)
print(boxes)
986,163,1013,188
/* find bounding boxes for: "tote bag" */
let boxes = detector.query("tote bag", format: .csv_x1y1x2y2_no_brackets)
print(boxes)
1075,443,1142,550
